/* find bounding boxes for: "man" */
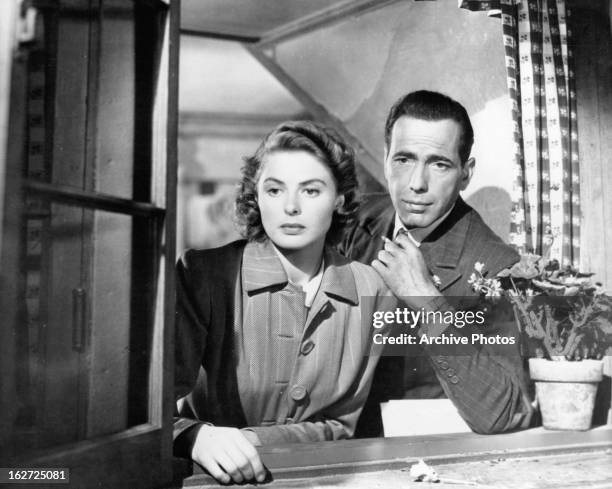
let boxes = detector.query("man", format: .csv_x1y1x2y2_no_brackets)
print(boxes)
340,90,534,436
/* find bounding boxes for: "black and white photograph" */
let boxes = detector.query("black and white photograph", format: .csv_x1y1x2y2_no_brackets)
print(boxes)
1,0,612,487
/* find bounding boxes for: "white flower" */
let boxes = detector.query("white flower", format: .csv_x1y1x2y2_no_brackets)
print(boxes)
432,274,442,289
410,459,439,483
487,279,503,298
474,262,485,274
594,284,607,296
468,273,478,285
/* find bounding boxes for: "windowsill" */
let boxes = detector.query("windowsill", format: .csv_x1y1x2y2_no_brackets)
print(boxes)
173,425,612,487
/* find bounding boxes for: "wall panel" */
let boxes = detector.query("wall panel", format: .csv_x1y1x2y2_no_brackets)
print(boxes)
258,0,515,239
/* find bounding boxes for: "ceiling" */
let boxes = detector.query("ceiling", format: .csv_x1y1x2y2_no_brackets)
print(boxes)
178,0,394,117
179,36,303,115
180,0,380,41
178,1,362,117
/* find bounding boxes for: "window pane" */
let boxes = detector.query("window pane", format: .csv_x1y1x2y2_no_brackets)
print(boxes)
96,1,137,199
12,198,158,455
95,0,164,202
2,0,175,485
22,1,162,202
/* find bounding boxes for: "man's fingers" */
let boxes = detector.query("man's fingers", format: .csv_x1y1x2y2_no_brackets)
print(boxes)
371,259,388,276
382,236,402,254
376,249,394,265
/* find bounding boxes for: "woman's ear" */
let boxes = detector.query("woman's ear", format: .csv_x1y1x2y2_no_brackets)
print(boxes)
334,195,345,210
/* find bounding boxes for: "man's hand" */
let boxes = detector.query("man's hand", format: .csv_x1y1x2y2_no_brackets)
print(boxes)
372,233,441,308
191,425,266,484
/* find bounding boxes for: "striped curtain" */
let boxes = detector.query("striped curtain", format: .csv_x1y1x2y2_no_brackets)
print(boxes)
420,0,581,267
503,0,580,268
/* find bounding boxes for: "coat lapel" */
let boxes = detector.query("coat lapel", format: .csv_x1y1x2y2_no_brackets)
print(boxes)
363,203,395,240
419,198,472,293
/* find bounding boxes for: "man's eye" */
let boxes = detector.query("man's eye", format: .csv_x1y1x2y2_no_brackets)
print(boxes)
393,157,412,165
433,161,450,170
303,188,320,196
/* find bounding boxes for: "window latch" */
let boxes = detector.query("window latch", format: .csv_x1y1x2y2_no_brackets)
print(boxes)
72,288,87,352
17,1,37,45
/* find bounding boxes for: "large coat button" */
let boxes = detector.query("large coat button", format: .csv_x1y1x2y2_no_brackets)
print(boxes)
290,385,308,402
301,340,315,355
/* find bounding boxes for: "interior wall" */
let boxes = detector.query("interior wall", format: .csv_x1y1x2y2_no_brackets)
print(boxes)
178,36,308,252
572,2,612,290
177,117,275,251
261,0,515,240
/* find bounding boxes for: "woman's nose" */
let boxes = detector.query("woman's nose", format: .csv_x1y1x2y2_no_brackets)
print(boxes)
284,194,301,216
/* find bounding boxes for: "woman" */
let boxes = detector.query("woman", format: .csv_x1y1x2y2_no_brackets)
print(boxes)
174,121,391,484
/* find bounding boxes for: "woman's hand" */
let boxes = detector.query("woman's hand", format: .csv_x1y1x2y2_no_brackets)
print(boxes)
191,425,267,484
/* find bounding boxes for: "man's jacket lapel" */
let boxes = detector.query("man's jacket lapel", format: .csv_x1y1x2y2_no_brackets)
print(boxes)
419,198,472,293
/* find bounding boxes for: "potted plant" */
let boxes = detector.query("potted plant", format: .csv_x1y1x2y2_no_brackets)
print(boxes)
469,253,612,430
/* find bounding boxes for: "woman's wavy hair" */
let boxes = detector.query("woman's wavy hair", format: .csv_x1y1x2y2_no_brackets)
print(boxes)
236,120,359,245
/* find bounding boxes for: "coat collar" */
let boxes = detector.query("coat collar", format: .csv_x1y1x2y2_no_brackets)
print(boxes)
242,240,358,305
242,240,287,291
416,198,473,291
420,198,472,269
362,196,395,239
319,246,359,305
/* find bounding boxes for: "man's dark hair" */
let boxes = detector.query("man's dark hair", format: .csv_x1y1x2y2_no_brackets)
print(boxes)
236,120,359,245
384,90,474,163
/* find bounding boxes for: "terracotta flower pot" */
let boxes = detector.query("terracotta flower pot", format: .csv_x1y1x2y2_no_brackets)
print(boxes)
528,358,604,430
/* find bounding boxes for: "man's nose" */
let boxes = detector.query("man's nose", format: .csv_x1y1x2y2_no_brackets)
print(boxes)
408,162,428,192
284,193,301,216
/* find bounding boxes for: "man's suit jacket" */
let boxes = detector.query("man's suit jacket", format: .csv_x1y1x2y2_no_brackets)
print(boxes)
339,193,535,436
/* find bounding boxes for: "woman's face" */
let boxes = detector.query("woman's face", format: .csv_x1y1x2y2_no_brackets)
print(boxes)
257,150,342,253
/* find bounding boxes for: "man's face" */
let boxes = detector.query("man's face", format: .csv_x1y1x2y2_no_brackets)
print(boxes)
384,116,475,231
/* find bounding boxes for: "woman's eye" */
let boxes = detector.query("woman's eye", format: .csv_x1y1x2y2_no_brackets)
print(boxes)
303,188,320,196
266,188,281,196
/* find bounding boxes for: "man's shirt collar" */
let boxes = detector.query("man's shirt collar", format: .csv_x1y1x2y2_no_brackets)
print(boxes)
392,206,455,247
392,214,421,247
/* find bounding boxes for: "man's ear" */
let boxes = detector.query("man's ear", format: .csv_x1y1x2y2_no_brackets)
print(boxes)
460,157,476,190
383,145,390,184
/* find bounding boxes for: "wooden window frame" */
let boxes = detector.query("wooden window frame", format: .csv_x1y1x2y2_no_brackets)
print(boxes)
0,0,179,487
